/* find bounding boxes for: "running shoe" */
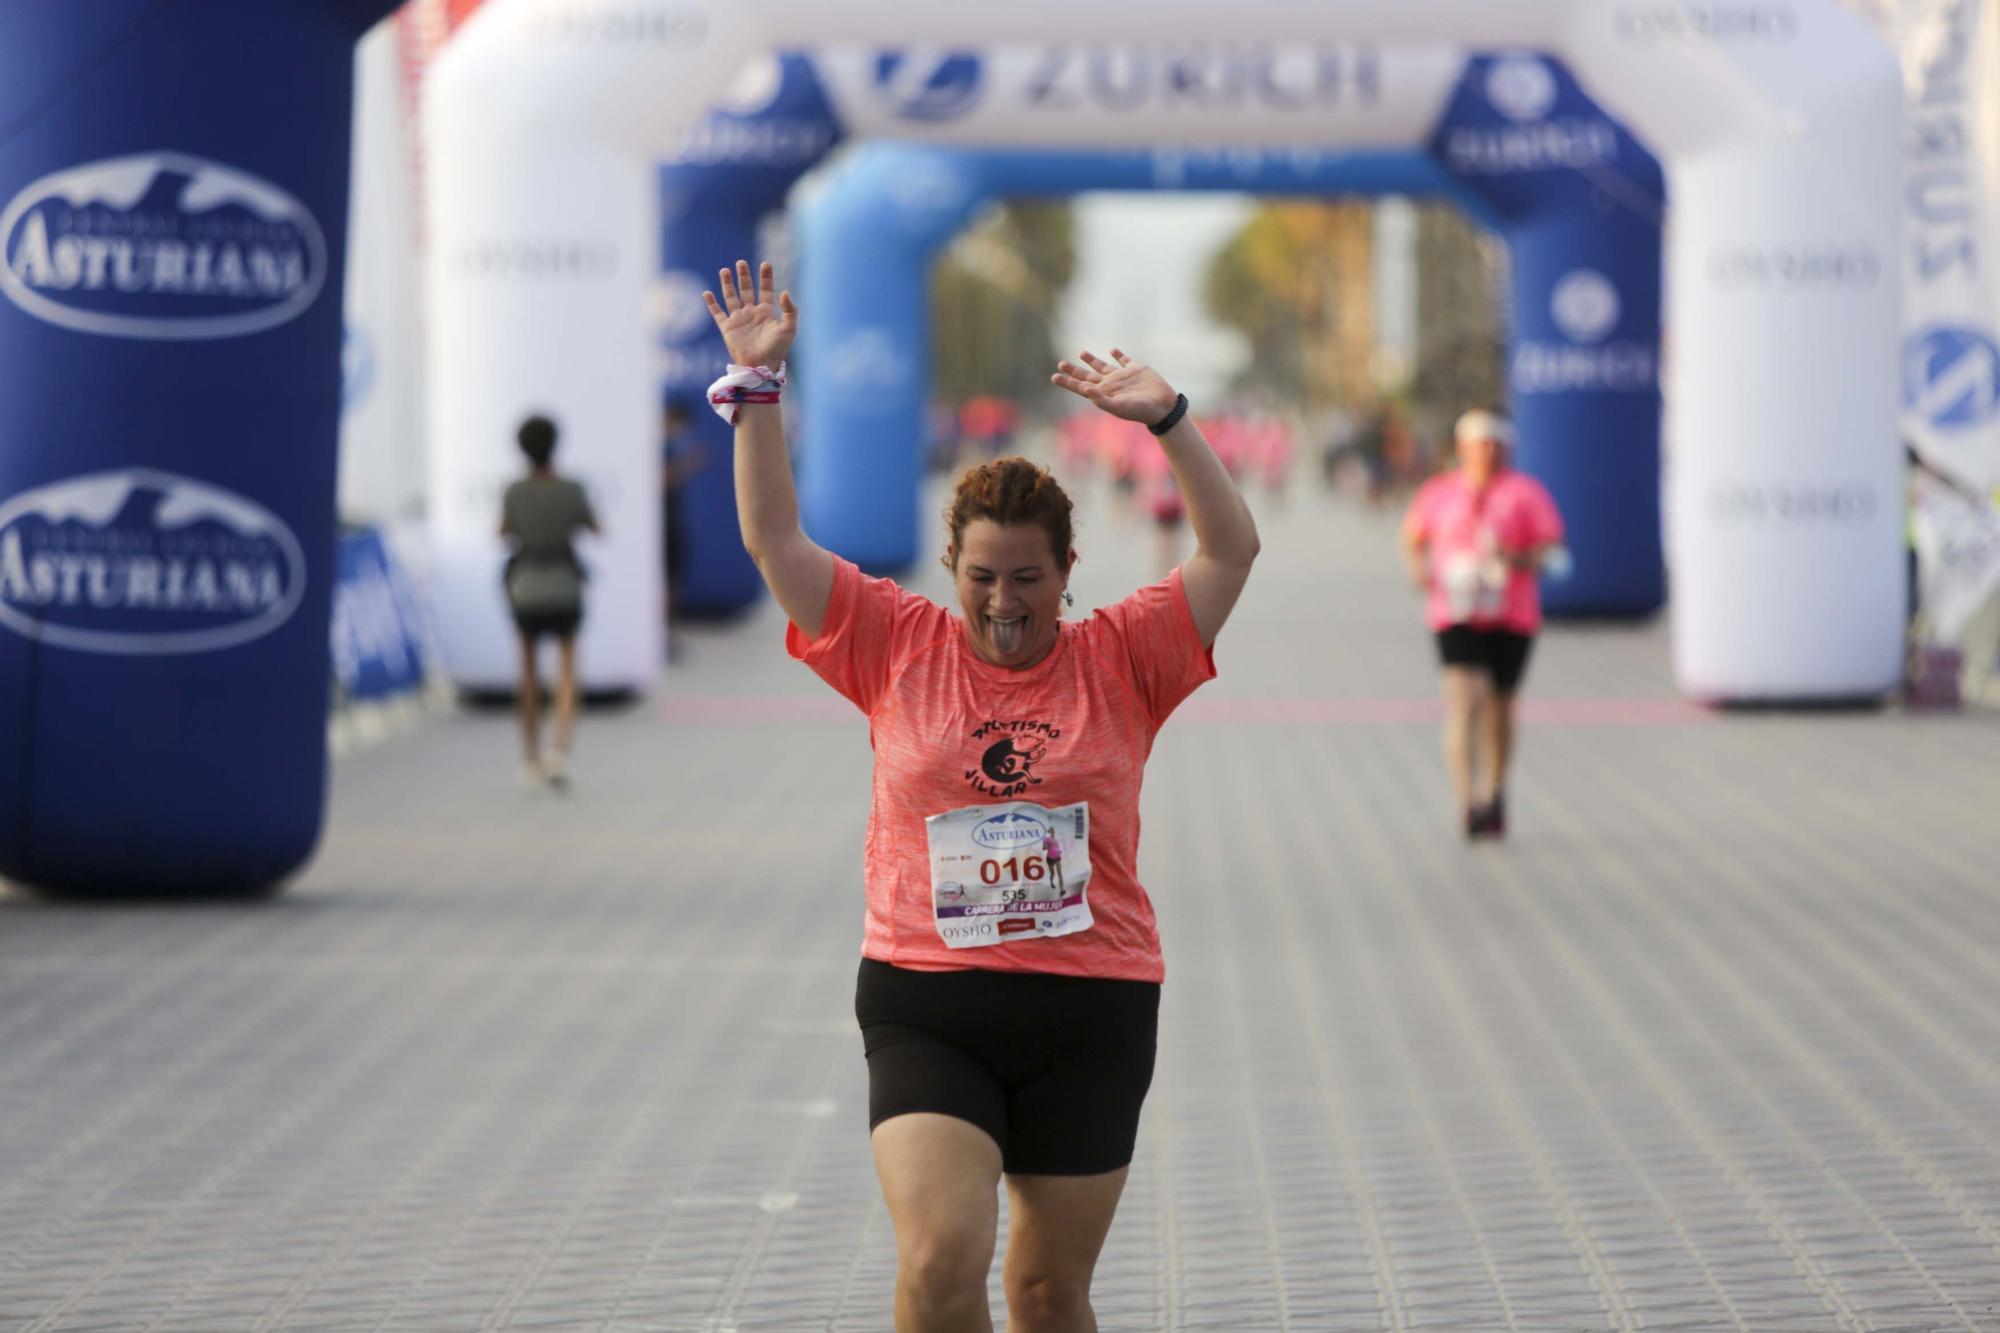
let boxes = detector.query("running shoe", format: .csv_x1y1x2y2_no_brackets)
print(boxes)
1465,799,1504,840
545,753,571,794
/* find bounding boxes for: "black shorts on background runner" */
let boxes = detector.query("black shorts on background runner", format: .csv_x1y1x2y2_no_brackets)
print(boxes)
513,611,581,641
855,958,1159,1176
1435,625,1536,694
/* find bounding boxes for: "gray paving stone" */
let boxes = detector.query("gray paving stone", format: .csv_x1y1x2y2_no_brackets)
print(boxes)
4,484,1999,1330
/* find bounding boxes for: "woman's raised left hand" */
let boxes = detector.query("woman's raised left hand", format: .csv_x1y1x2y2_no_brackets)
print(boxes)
1051,349,1179,426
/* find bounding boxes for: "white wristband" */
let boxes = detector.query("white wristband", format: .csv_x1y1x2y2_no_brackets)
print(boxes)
707,362,788,424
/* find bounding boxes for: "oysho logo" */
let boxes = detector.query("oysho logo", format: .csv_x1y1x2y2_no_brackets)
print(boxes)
1706,480,1877,526
0,469,307,655
972,811,1050,851
1614,3,1799,44
1,152,326,340
1708,243,1881,290
1904,325,2000,431
873,51,984,122
1551,270,1621,343
528,4,706,47
1484,56,1558,123
457,238,619,281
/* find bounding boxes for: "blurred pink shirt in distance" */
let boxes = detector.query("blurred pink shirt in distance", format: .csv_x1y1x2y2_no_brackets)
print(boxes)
1405,468,1565,634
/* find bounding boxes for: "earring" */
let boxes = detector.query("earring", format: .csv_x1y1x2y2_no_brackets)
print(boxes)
1062,589,1074,608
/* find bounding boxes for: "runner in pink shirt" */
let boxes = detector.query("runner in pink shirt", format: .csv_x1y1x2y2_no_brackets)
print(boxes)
1401,409,1565,840
704,260,1259,1329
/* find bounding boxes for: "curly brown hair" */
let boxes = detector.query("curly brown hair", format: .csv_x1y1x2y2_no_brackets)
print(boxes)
941,457,1076,573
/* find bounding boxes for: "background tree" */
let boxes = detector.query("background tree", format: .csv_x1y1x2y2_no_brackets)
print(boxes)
931,202,1077,409
1409,204,1507,444
1201,201,1375,411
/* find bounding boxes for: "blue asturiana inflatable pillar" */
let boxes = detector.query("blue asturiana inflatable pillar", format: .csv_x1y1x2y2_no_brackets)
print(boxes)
0,0,400,894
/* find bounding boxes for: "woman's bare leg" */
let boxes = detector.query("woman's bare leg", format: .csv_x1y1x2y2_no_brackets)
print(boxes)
515,632,542,768
550,635,580,766
873,1113,1002,1331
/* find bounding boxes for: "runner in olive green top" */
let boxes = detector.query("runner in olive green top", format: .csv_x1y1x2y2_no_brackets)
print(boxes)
499,414,599,792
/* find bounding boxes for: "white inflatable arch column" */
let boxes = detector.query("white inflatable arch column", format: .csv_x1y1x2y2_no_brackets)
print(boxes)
431,0,1899,701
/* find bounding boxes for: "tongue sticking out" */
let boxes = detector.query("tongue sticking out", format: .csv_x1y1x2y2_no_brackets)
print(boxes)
990,617,1026,656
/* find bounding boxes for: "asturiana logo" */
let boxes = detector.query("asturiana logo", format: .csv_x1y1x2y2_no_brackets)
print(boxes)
0,469,307,655
972,811,1050,851
1,153,326,340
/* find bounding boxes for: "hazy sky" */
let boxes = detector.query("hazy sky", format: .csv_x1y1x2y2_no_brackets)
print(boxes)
1056,193,1257,405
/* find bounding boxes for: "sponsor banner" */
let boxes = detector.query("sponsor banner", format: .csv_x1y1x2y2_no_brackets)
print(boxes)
814,44,1463,147
1610,2,1804,46
1510,265,1660,395
659,54,840,172
0,468,307,655
1885,0,2000,495
1911,471,2000,643
1705,476,1881,527
0,152,328,340
331,527,429,702
1426,52,1664,213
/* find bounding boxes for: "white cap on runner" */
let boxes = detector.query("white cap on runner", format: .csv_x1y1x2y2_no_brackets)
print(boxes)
1454,409,1514,446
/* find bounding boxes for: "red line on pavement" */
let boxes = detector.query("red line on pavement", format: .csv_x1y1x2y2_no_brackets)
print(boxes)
656,696,1714,727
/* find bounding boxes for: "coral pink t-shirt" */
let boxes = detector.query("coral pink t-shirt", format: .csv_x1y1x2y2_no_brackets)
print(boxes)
1405,469,1565,634
787,558,1216,983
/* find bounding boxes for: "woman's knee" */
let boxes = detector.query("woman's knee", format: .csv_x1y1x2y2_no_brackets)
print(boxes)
901,1224,993,1304
1004,1267,1091,1328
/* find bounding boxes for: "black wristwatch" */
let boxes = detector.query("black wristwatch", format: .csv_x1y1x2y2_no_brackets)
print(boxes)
1147,392,1190,437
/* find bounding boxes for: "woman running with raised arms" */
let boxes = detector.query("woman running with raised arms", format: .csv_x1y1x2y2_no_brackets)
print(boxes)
706,260,1258,1332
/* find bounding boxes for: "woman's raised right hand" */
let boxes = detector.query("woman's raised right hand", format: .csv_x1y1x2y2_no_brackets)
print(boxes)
703,259,797,369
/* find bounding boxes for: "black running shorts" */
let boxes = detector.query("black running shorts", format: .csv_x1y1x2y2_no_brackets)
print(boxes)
1435,625,1536,695
855,958,1160,1176
513,611,581,641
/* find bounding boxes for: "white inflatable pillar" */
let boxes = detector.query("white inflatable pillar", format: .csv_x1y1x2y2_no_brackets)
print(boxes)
426,138,658,691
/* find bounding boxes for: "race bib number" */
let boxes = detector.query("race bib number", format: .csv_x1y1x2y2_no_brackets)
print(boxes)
1440,551,1507,620
925,800,1091,950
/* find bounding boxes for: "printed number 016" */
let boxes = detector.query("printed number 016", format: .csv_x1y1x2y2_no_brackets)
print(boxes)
979,857,1046,885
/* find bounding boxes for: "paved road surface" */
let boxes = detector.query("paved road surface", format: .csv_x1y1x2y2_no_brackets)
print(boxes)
5,480,1997,1331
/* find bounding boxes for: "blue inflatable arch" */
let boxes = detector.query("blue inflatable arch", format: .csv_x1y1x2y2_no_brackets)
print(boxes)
796,53,1666,617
